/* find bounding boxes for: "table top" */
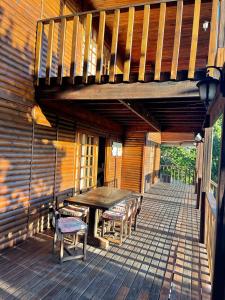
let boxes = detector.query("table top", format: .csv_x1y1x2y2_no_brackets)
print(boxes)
65,186,132,210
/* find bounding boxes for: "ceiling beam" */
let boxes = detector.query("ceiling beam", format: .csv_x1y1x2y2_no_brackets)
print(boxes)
118,100,161,132
37,80,199,101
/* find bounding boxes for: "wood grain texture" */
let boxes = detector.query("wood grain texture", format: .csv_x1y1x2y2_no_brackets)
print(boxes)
109,9,120,82
170,0,183,80
154,3,166,81
46,20,55,85
70,16,79,82
58,17,67,84
123,7,135,82
96,11,106,83
83,13,93,83
138,5,150,81
188,0,201,79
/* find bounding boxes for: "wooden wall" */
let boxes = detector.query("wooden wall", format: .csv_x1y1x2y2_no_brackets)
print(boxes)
0,0,122,250
104,138,122,188
121,131,161,193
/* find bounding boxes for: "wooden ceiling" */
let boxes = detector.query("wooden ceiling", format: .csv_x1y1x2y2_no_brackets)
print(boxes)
40,97,206,134
83,0,212,73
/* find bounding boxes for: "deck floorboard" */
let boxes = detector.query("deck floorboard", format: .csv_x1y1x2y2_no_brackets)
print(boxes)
0,182,211,300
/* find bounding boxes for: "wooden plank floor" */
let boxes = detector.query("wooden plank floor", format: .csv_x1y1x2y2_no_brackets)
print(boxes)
0,182,211,300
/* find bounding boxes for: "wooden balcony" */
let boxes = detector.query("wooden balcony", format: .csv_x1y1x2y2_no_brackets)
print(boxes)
0,182,211,299
34,0,221,134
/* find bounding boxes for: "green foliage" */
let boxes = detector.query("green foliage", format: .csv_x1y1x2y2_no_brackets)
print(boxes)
160,145,196,170
211,115,223,183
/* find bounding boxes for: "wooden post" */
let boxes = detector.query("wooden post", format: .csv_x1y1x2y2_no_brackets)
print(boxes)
138,4,150,81
96,11,106,83
216,0,225,67
200,116,213,243
46,20,55,85
154,2,166,81
207,0,219,76
188,0,201,79
123,7,135,82
58,17,67,85
170,0,183,80
70,16,79,83
212,108,225,300
35,22,43,86
109,9,120,83
83,13,92,84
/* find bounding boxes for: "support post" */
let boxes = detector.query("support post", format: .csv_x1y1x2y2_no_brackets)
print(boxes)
199,116,213,243
212,108,225,300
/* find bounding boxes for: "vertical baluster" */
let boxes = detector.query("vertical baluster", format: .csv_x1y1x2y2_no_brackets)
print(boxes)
188,0,201,79
109,9,120,83
170,0,183,80
58,17,67,85
123,7,135,82
154,3,166,81
138,4,150,81
35,22,43,86
70,16,79,84
96,11,106,83
46,20,55,85
83,13,92,84
208,0,220,76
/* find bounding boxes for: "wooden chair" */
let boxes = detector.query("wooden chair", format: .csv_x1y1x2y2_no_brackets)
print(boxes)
52,210,87,263
56,194,89,223
101,198,135,245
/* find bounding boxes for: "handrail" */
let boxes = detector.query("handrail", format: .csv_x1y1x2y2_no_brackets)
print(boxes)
210,179,218,199
160,164,195,185
38,0,178,24
35,0,219,86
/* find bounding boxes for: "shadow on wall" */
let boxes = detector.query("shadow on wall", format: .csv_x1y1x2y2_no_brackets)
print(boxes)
0,5,75,250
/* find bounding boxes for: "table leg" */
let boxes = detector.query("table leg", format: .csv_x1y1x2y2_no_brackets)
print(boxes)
87,207,109,250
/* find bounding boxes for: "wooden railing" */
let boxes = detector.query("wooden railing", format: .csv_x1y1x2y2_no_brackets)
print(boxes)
210,179,218,199
35,0,220,86
160,164,196,185
205,192,217,279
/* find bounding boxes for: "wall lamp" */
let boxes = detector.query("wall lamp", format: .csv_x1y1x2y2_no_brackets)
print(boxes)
196,66,225,107
195,133,203,143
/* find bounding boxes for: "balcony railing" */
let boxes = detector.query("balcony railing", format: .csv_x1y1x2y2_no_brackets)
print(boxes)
34,0,220,86
160,164,196,185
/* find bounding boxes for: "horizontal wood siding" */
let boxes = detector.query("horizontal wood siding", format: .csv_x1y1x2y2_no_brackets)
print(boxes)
121,132,145,193
0,99,32,250
0,0,92,250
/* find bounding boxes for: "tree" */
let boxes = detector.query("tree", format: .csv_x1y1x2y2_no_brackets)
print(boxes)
211,115,223,183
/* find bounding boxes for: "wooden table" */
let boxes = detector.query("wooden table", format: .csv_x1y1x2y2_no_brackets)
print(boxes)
65,187,132,249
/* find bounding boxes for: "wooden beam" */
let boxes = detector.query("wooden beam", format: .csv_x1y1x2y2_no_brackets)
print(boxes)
170,0,183,80
83,13,92,84
123,7,135,82
35,22,43,86
96,11,106,83
188,0,201,79
138,5,150,81
154,3,166,81
70,16,79,83
208,0,219,76
119,100,161,131
216,0,225,67
109,9,120,83
46,20,55,86
37,80,199,101
58,17,67,85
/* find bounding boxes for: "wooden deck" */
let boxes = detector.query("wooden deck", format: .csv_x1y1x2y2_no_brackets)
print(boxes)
0,182,211,300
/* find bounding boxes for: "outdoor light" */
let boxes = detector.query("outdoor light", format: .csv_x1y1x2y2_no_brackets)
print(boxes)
195,133,203,143
196,66,225,107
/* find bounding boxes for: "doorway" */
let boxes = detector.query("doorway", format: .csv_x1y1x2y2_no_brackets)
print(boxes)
97,136,106,187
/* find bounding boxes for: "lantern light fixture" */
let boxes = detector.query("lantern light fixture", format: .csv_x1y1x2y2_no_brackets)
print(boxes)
196,66,225,107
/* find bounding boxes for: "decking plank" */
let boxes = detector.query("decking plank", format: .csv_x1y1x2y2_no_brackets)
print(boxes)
0,182,211,300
